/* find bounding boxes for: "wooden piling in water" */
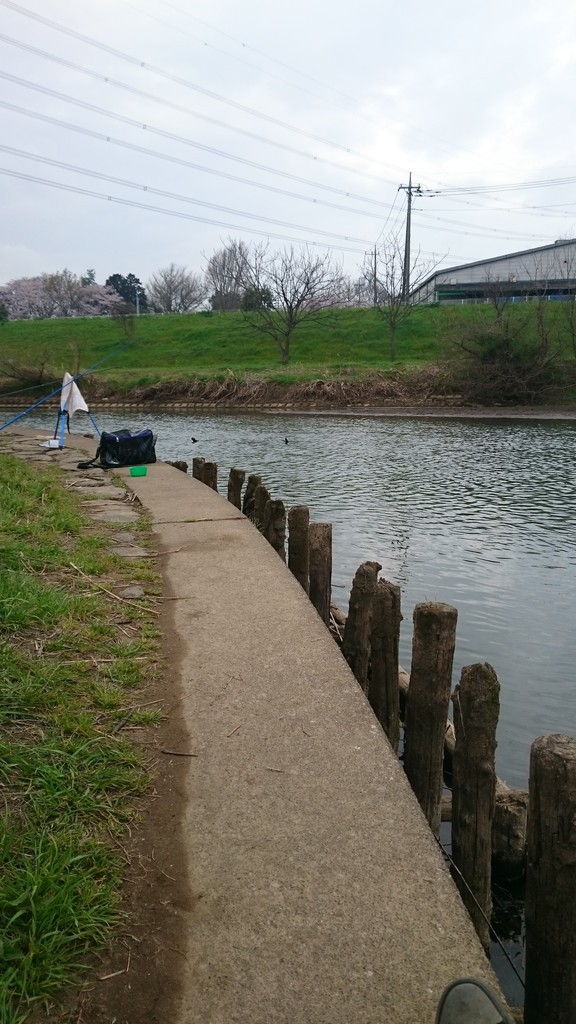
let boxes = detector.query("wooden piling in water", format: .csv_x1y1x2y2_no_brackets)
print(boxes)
227,468,245,509
192,456,205,482
308,523,332,626
203,461,218,491
166,459,188,473
242,474,262,519
262,499,286,560
524,734,576,1024
368,579,402,754
288,505,310,593
491,786,528,879
403,602,458,834
451,662,500,949
254,483,271,527
341,561,382,694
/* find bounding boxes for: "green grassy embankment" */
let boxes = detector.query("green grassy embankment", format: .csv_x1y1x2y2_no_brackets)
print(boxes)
0,306,456,388
1,303,576,405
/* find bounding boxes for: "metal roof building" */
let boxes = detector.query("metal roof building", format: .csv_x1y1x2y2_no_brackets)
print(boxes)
411,238,576,304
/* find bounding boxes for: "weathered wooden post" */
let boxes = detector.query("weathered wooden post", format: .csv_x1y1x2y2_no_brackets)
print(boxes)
492,784,528,879
308,523,332,626
227,467,245,509
441,784,529,879
203,461,218,491
288,505,310,593
242,474,262,519
262,499,286,561
403,602,458,834
524,734,576,1024
341,561,382,695
166,460,188,473
451,662,500,949
368,579,402,754
253,483,271,527
192,456,205,482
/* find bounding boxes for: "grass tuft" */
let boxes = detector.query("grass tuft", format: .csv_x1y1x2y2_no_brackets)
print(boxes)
0,820,122,1017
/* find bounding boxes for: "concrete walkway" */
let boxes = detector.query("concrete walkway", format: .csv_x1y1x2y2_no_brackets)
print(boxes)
3,429,504,1024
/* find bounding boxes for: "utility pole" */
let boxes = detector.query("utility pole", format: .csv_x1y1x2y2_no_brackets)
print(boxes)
363,245,379,306
399,173,427,302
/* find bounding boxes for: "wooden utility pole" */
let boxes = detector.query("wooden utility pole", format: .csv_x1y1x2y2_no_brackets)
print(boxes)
401,172,413,302
399,173,430,302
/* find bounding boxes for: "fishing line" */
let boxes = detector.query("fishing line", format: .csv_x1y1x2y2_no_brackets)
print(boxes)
434,834,525,989
0,337,137,432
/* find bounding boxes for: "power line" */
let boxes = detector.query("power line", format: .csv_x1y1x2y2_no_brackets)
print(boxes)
2,7,571,253
146,0,521,174
437,180,576,195
0,146,377,244
0,0,404,180
119,0,369,115
0,71,390,191
0,33,395,187
412,209,549,243
0,105,390,222
0,154,468,267
0,167,371,255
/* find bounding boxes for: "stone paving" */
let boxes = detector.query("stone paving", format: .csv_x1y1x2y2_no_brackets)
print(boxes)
0,430,144,553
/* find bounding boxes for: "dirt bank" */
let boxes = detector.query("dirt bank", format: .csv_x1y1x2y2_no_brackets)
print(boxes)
85,369,576,418
2,365,576,419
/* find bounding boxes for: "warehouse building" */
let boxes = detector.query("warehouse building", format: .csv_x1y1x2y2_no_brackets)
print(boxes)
411,238,576,304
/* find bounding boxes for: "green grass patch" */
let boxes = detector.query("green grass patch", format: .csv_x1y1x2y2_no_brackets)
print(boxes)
0,822,122,1020
0,454,161,1021
2,302,576,403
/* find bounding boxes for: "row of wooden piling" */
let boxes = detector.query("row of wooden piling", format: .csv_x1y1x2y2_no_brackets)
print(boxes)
175,455,575,1024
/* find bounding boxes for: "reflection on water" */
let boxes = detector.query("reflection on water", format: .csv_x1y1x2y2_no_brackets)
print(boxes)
6,406,576,787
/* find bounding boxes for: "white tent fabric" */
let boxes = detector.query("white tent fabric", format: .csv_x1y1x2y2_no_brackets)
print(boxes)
60,372,89,418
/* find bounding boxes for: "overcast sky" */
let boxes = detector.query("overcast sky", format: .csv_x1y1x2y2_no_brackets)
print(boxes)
2,0,576,289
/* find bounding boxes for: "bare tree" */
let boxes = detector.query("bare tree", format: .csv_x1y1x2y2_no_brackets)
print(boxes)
147,263,207,313
241,245,345,364
361,235,442,360
204,238,250,311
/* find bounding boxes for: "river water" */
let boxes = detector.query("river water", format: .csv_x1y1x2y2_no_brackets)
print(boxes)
5,406,576,791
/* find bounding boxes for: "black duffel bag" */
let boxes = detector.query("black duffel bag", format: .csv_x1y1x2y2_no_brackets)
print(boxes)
78,428,157,470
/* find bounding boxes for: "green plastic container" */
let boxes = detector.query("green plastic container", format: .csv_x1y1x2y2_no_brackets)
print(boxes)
129,466,147,477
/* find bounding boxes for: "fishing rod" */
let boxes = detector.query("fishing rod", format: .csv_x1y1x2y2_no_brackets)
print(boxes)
0,337,137,432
